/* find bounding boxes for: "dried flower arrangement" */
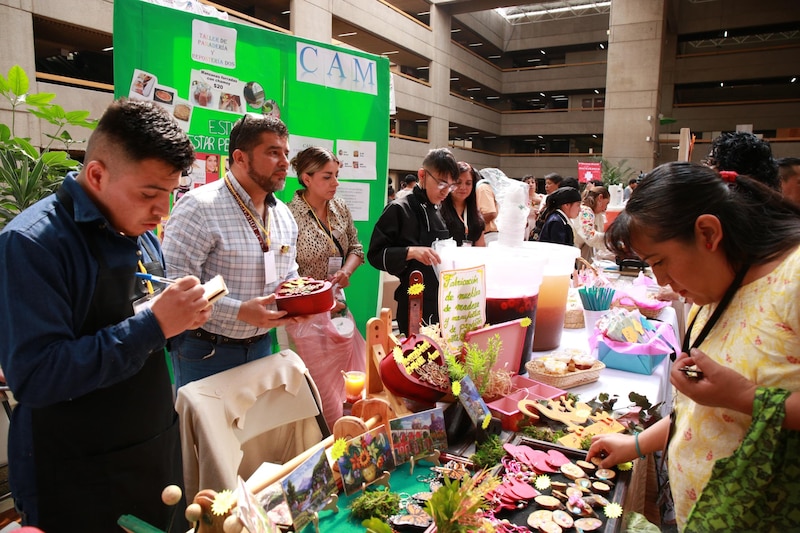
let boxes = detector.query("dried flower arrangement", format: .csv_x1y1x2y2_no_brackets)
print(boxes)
420,324,514,401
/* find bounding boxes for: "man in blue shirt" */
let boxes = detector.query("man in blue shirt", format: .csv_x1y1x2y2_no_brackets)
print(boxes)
0,99,211,531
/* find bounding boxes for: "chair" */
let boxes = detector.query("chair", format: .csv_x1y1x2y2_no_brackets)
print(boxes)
0,370,13,505
175,349,329,501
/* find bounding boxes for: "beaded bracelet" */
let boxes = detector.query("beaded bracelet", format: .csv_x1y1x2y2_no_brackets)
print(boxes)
634,431,646,460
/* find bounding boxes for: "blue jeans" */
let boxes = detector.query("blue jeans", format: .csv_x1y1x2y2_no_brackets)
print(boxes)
170,331,273,388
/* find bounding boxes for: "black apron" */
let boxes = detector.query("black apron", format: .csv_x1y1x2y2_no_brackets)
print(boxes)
30,188,186,532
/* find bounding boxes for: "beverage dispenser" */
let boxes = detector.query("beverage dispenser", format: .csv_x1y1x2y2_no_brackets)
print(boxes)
440,246,544,373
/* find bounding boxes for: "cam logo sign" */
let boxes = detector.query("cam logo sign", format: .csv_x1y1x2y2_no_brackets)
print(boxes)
296,42,377,95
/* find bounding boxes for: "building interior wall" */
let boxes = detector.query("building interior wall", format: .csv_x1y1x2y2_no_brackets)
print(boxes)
0,0,798,186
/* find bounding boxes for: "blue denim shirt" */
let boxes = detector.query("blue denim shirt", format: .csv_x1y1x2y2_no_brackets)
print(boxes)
0,174,167,520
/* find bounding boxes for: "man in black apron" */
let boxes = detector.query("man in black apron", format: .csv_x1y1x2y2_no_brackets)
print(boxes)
0,99,211,531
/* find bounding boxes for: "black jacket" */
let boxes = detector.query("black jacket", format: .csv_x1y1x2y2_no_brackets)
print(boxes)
539,210,575,246
367,186,449,333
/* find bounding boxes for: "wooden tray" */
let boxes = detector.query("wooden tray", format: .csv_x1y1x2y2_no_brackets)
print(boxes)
526,360,605,389
495,435,631,533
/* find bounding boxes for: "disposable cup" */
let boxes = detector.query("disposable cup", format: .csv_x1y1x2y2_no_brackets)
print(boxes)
583,309,609,337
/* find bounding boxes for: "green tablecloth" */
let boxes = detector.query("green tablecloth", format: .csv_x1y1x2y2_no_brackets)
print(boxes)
302,461,434,532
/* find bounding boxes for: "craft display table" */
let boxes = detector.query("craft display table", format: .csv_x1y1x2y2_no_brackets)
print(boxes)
540,305,679,413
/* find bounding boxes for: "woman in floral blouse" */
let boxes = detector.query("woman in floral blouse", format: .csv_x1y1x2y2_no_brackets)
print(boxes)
574,186,610,262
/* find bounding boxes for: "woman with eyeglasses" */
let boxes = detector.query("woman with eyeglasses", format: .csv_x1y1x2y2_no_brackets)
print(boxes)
368,148,458,335
587,162,800,531
440,162,486,247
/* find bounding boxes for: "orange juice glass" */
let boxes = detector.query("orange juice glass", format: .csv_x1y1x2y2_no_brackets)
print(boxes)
344,371,366,403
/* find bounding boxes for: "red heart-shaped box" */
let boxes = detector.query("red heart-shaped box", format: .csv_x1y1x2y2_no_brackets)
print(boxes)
275,277,334,317
379,334,450,404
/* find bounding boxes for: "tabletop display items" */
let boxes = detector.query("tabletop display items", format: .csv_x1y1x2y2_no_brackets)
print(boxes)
589,309,678,375
334,425,395,495
517,396,626,450
235,476,279,533
275,276,335,316
491,437,630,532
609,272,668,319
280,447,338,531
380,333,451,404
389,407,447,468
526,349,605,389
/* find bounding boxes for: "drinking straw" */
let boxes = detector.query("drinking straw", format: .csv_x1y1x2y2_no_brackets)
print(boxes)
578,286,615,311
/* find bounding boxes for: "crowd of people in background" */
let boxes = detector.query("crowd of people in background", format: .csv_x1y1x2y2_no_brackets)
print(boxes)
1,92,799,532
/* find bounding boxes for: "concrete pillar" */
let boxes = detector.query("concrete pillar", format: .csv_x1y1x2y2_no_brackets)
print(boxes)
428,4,451,148
0,3,39,143
602,0,666,174
290,0,332,42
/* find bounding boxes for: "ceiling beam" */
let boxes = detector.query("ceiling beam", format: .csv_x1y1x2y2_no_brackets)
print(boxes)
433,0,551,15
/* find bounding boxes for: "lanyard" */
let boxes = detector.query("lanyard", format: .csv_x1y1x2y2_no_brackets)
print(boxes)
301,193,344,257
137,260,154,295
661,263,752,476
680,264,751,357
225,175,271,252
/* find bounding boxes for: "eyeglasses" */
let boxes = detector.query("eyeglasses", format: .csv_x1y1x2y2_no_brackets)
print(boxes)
425,169,457,192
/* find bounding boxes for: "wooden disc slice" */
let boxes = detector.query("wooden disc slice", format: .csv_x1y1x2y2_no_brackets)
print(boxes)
539,521,563,533
595,468,616,480
560,463,587,480
574,517,603,531
591,481,611,494
535,495,562,510
527,510,553,529
552,509,574,529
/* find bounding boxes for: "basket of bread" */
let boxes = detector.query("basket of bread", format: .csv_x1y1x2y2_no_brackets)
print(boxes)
525,349,604,389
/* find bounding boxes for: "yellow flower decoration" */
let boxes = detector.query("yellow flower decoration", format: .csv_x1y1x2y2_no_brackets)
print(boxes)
331,438,348,461
392,346,404,364
617,461,633,471
482,413,492,429
604,502,623,519
407,283,425,296
520,317,532,328
451,381,462,397
211,489,236,516
534,475,551,491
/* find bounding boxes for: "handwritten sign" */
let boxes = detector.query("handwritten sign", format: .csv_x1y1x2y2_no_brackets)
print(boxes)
438,266,486,345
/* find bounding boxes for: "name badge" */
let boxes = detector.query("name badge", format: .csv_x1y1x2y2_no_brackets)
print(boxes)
264,251,278,284
132,290,161,315
327,256,344,279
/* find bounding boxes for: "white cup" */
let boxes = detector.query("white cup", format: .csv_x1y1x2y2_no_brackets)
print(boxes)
583,309,609,335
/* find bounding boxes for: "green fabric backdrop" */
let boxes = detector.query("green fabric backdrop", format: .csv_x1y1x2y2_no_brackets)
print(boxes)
113,0,390,335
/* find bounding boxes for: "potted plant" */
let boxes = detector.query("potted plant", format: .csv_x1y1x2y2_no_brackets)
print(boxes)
597,157,636,188
0,64,97,229
425,470,499,533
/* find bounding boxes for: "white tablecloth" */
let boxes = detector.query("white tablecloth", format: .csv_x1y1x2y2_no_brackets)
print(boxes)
531,305,679,413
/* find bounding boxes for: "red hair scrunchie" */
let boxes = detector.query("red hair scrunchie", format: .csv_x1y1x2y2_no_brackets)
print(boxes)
718,170,738,183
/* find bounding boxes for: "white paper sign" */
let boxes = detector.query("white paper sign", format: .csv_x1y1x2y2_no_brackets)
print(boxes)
336,139,376,181
192,20,237,69
189,69,245,115
334,182,370,222
287,135,335,178
438,266,487,345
